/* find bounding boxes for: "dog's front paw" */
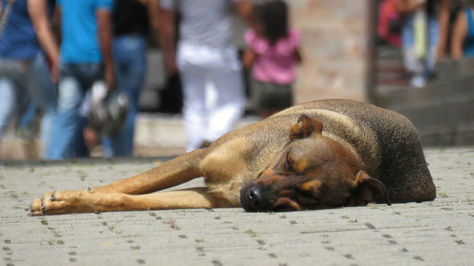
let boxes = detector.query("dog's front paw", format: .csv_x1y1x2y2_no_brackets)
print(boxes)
31,191,57,216
30,196,45,216
30,191,89,216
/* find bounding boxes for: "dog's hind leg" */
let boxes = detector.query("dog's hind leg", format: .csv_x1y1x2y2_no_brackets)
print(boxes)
94,149,208,195
30,187,235,215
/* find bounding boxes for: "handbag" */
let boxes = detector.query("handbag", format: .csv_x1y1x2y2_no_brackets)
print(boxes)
87,81,129,136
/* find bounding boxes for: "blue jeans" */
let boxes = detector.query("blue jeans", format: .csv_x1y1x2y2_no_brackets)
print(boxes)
401,14,439,78
0,60,30,136
102,35,146,157
18,100,36,131
46,63,103,159
0,54,57,156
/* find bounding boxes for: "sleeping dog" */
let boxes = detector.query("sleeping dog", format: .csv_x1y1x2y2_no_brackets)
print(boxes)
31,99,436,215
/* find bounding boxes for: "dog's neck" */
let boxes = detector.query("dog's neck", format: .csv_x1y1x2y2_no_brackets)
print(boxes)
322,131,365,171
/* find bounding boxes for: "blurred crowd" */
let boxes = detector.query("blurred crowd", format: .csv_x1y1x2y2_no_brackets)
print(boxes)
4,0,471,160
378,0,474,87
0,0,302,159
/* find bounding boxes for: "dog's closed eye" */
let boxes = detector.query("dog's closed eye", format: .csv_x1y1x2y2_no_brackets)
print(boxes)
285,157,292,172
281,151,293,171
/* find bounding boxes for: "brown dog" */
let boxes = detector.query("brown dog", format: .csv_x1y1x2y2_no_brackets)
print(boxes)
30,99,436,215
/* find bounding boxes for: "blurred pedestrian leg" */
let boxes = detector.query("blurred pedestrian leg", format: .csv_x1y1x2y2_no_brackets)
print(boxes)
102,35,146,157
178,43,245,151
46,64,102,159
27,53,57,155
0,75,19,137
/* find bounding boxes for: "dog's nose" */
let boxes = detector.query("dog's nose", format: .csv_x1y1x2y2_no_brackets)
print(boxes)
241,186,271,212
247,186,261,202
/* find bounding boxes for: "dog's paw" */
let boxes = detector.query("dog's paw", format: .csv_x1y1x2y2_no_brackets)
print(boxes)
30,197,45,216
30,191,89,215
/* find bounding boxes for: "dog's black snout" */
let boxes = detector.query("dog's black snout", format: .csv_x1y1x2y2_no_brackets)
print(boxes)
243,186,263,211
240,185,271,212
247,186,261,202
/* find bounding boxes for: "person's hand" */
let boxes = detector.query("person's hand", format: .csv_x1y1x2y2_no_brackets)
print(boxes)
83,126,100,151
104,64,116,91
49,59,60,83
45,56,60,83
165,56,178,77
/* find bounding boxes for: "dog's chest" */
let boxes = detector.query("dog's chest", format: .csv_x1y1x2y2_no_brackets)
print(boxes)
199,138,252,184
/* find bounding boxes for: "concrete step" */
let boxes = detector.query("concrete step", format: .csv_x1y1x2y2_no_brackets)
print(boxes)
377,45,404,60
376,66,474,146
133,114,259,156
377,76,474,109
436,57,474,80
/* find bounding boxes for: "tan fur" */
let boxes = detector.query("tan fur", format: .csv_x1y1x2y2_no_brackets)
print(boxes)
30,99,435,215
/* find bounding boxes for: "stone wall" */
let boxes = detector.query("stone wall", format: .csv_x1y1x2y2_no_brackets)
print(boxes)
288,0,369,103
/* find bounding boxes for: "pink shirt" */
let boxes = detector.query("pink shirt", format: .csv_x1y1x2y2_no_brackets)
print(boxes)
245,28,301,85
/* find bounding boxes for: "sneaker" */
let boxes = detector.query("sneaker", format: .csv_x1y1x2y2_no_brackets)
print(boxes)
410,76,426,88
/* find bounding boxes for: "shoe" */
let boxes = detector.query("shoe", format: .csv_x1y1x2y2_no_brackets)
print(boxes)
410,76,426,88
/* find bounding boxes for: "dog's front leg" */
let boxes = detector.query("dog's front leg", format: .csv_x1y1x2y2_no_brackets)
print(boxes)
94,149,207,195
30,188,236,215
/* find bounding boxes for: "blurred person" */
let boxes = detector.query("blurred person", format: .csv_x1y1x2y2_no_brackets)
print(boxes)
436,0,452,60
435,0,467,60
242,0,302,118
378,0,403,48
159,0,255,151
46,0,115,159
450,0,474,58
0,0,59,156
101,0,155,157
398,0,441,88
16,100,36,138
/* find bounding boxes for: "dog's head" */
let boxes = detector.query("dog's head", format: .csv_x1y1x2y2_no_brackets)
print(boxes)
240,115,390,212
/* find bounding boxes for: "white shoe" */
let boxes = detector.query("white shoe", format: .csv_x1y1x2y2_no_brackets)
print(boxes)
410,76,426,88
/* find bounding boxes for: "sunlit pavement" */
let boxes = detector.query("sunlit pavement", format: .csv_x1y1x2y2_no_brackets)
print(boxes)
0,147,472,265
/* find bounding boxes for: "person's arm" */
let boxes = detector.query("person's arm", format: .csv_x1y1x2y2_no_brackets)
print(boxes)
97,8,115,90
295,48,303,64
158,8,177,75
450,10,468,59
397,0,426,13
234,0,257,29
436,0,451,60
148,0,161,46
242,48,256,69
27,0,60,82
53,5,61,40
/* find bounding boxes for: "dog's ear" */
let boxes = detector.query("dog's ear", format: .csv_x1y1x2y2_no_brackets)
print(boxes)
351,170,391,206
289,115,323,140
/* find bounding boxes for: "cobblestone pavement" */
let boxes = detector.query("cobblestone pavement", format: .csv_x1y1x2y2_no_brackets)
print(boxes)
0,147,473,266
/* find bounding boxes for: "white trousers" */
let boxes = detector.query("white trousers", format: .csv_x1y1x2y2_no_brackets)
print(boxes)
177,42,245,151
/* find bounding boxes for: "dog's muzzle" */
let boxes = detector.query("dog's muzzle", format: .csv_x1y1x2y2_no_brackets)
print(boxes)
240,185,273,212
